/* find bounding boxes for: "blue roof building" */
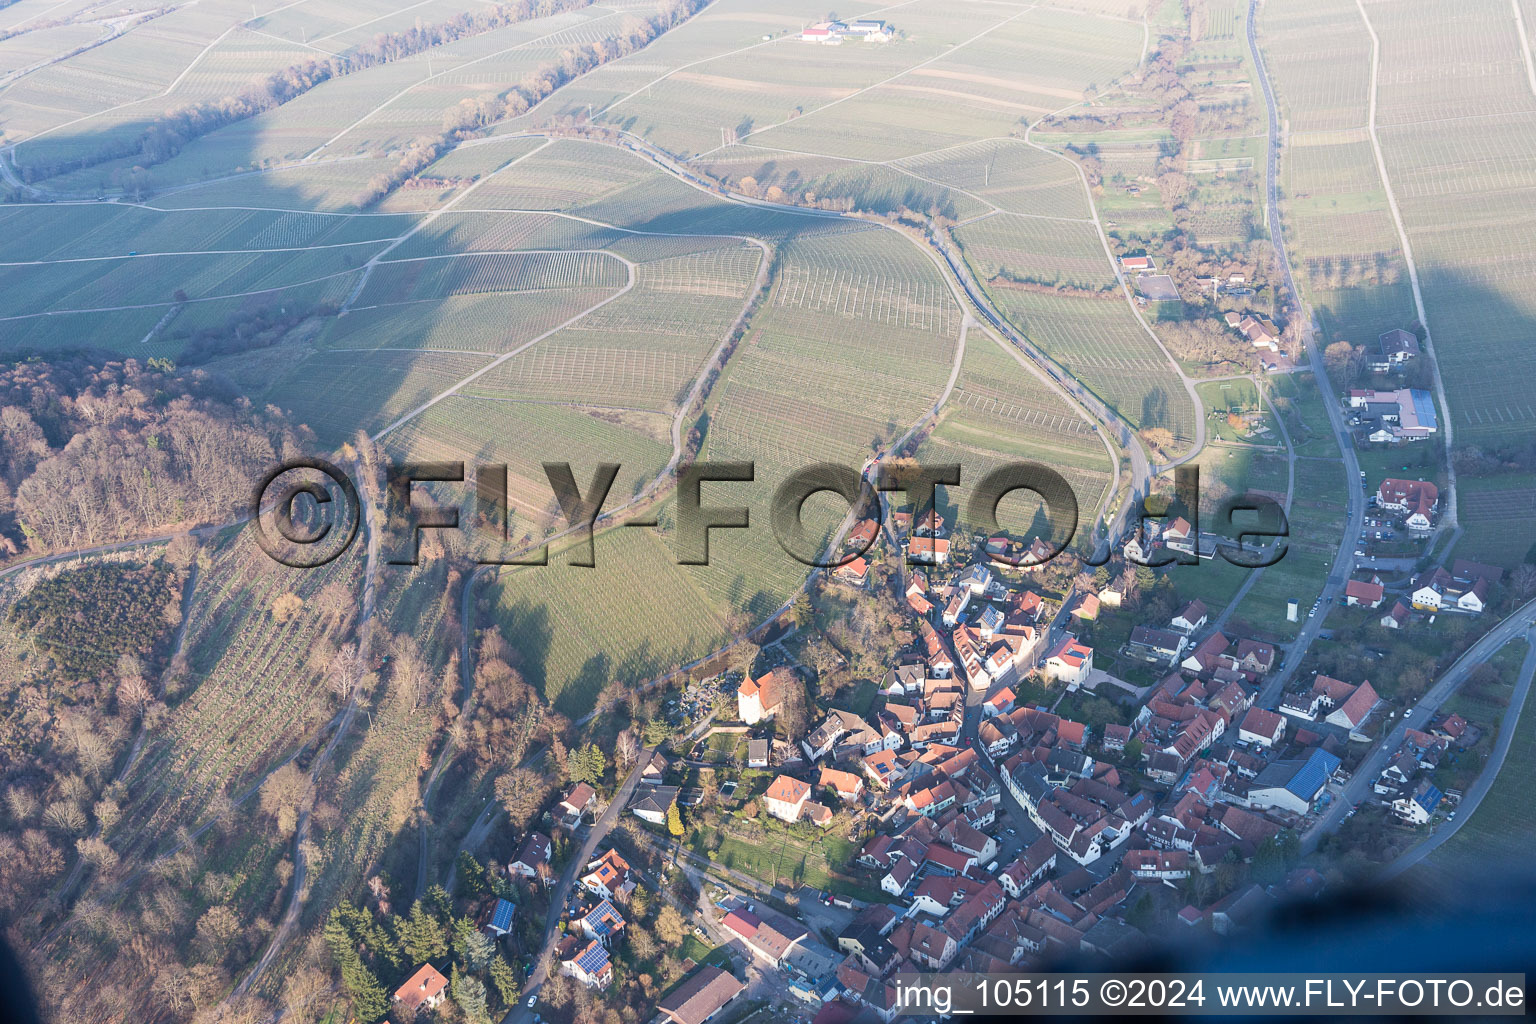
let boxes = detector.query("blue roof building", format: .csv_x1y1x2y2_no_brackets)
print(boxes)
1286,749,1341,803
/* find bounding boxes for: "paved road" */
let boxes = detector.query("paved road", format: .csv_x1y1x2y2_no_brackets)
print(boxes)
502,750,653,1023
1302,598,1536,853
1382,625,1536,878
1246,0,1367,708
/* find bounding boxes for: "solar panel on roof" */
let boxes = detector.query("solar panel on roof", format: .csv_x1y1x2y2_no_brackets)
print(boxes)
576,941,610,973
491,898,516,932
1285,749,1340,799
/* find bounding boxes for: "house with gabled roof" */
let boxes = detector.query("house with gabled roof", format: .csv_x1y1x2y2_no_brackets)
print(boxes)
562,938,613,987
632,785,680,826
1171,599,1208,634
1345,578,1385,608
560,783,596,826
1373,328,1419,370
1380,600,1410,629
509,831,552,879
1392,778,1443,824
581,849,635,901
1237,707,1286,748
486,897,517,937
1325,679,1379,732
907,535,950,565
658,965,745,1024
1130,625,1187,663
394,964,449,1013
1181,632,1230,674
909,923,958,970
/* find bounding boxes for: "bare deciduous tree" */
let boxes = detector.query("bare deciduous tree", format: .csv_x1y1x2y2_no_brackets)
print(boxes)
327,643,363,702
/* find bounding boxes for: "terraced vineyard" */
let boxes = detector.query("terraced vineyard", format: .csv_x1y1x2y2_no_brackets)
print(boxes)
14,0,1514,1017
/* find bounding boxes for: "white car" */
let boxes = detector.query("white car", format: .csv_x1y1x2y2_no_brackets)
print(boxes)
528,996,537,1007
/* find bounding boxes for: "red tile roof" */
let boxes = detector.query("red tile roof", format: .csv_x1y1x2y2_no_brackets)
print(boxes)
766,775,811,805
1345,579,1384,604
394,964,448,1011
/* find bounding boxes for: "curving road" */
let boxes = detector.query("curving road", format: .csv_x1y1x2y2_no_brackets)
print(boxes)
1302,597,1536,853
1382,625,1536,879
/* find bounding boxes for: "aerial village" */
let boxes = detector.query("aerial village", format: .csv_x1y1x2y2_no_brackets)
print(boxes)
375,482,1515,1024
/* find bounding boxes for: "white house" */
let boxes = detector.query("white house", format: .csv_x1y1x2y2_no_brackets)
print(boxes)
1392,779,1442,825
1171,599,1208,634
764,775,811,823
1236,708,1286,748
1041,635,1093,688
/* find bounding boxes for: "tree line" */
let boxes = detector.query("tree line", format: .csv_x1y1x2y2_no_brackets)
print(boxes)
16,0,598,184
352,0,713,207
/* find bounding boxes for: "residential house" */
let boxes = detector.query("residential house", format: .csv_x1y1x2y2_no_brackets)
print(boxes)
509,832,552,879
909,923,958,970
1233,639,1276,676
394,964,449,1014
1325,680,1379,732
1345,579,1385,608
1457,579,1489,614
1411,568,1452,610
907,536,950,565
578,900,626,944
1000,835,1057,897
1129,625,1187,663
1071,593,1101,622
486,897,517,937
1181,632,1231,674
560,783,596,826
1380,601,1410,629
1236,708,1286,748
580,849,635,901
845,519,878,551
880,858,917,896
1392,779,1443,825
563,938,613,987
1372,328,1420,371
819,767,865,803
747,738,770,768
1124,849,1190,881
632,785,679,826
1171,599,1208,634
832,557,869,587
861,749,901,790
765,775,812,823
